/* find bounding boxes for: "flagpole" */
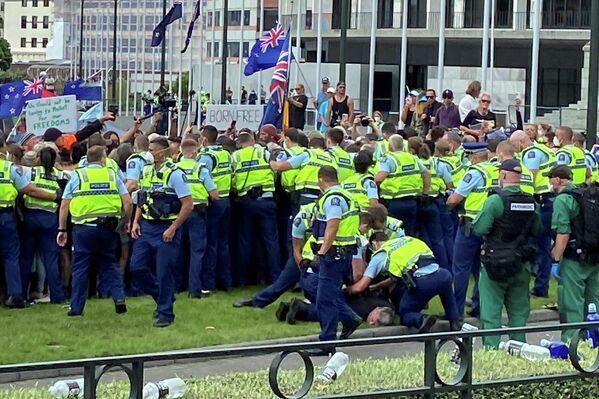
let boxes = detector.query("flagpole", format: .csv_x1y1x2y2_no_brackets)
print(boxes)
78,0,84,78
398,0,408,126
104,6,109,109
160,0,167,88
111,0,118,103
117,1,123,110
489,0,495,104
177,1,184,135
367,0,376,116
169,22,175,92
238,0,245,105
140,2,147,115
294,0,301,86
530,0,541,122
437,0,446,98
258,0,264,98
315,0,322,106
220,0,229,103
209,0,215,101
481,0,491,91
152,13,157,96
194,0,202,127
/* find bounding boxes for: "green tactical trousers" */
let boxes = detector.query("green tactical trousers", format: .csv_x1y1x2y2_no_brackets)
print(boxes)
479,263,531,349
558,257,599,342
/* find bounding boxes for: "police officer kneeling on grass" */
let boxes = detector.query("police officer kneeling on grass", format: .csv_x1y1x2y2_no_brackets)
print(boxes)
472,159,540,349
346,233,461,333
130,137,193,328
57,145,132,316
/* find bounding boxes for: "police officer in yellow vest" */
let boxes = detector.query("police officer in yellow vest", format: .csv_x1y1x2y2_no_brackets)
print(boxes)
231,132,281,286
125,135,153,193
555,126,590,186
447,142,498,318
326,128,353,182
130,137,193,327
176,139,219,297
495,141,534,195
1,146,61,308
341,150,378,211
375,134,431,237
346,233,460,332
269,128,308,206
510,130,557,298
573,132,599,185
21,147,67,304
198,125,234,291
57,146,132,316
271,134,332,206
310,166,362,355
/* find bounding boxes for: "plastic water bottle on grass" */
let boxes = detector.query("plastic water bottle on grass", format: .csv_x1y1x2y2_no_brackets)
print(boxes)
48,378,84,398
539,339,569,360
142,378,187,399
317,352,349,382
499,340,551,362
586,303,599,348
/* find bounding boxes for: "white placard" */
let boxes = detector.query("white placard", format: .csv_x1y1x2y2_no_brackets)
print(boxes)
26,95,78,136
205,105,264,131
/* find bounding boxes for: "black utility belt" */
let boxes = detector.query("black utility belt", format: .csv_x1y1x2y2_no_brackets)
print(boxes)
142,218,174,224
193,204,207,213
82,217,118,228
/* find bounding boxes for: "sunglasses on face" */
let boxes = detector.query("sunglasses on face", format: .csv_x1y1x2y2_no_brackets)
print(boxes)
481,99,491,104
426,96,435,99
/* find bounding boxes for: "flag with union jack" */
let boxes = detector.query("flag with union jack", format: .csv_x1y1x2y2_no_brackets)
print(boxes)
181,0,201,53
260,29,291,129
244,24,293,76
0,77,44,119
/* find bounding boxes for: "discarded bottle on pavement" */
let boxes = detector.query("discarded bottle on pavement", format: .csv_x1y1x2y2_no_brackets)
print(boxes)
586,303,599,348
142,378,187,399
539,339,569,360
450,323,478,364
499,340,551,362
48,378,84,398
316,352,349,382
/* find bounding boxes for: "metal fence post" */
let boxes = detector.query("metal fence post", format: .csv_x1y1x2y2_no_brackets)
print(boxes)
423,339,436,399
83,365,96,399
461,337,473,399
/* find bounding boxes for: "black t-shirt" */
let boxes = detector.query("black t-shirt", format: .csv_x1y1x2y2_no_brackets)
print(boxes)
346,293,393,321
289,94,308,129
461,109,497,129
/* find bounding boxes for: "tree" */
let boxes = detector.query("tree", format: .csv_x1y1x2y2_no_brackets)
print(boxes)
171,71,189,98
0,38,13,72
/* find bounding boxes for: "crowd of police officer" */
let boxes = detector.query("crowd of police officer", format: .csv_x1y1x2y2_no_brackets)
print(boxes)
1,118,598,346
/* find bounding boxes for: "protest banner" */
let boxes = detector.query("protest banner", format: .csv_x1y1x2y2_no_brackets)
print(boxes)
205,105,264,131
26,95,78,136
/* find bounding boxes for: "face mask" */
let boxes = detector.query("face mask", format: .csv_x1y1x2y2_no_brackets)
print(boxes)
537,129,544,137
145,151,155,164
553,137,561,147
283,141,288,149
374,116,381,122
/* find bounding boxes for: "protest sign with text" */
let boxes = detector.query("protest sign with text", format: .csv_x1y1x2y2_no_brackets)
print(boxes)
26,95,78,136
205,105,264,131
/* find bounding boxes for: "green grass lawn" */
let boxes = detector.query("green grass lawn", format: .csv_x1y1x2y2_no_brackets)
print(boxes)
0,280,558,365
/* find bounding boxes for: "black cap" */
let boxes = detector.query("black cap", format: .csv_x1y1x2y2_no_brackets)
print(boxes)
499,159,522,174
322,77,330,84
442,89,454,99
543,165,573,180
42,127,62,142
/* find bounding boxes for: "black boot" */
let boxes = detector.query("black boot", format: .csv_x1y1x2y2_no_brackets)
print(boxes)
275,302,290,322
286,298,310,324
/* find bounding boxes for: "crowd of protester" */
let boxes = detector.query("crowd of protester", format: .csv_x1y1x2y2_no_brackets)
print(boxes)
0,79,598,350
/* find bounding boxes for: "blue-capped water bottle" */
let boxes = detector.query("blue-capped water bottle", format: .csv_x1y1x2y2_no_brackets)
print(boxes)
539,339,569,360
586,303,599,348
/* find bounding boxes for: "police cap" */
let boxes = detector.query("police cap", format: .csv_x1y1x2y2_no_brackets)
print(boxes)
543,165,573,180
499,159,522,174
462,142,488,154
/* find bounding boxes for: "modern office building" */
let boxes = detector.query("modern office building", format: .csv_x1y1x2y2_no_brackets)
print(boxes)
48,0,593,121
4,0,54,63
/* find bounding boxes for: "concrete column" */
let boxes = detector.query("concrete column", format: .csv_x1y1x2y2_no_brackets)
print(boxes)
454,0,464,29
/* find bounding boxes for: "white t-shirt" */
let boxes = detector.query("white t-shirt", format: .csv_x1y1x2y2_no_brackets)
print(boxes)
458,94,477,122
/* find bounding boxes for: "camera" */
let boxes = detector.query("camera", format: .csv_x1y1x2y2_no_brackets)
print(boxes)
155,87,177,109
360,115,371,127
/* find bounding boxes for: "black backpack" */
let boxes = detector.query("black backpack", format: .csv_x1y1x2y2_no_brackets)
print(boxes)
569,186,599,259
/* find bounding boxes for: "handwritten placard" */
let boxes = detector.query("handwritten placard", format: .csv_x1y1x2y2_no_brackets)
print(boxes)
205,105,264,131
26,95,78,136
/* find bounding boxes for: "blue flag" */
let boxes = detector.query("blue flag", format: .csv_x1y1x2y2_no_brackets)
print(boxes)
64,79,102,101
245,25,293,76
260,30,291,129
0,78,44,119
151,1,183,47
181,0,200,53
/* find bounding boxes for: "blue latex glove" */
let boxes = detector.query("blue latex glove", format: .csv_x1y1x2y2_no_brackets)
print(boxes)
551,262,561,281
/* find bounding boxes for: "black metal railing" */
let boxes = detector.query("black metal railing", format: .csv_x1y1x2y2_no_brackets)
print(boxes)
1,322,598,399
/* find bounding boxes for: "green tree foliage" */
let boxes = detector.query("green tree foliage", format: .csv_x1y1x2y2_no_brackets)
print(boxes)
0,38,13,72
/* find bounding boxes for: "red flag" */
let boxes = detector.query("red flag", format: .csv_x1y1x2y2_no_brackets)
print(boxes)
41,89,56,98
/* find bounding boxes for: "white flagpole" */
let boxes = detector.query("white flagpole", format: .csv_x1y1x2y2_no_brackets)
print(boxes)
481,0,491,90
126,14,132,117
278,0,282,24
209,0,215,100
151,13,157,96
489,0,495,103
105,7,111,110
169,16,175,92
398,0,408,124
315,0,322,105
177,1,185,135
437,0,446,98
140,2,147,115
530,0,541,122
258,0,264,97
367,0,376,116
238,0,245,103
85,15,90,78
294,0,301,85
118,9,124,113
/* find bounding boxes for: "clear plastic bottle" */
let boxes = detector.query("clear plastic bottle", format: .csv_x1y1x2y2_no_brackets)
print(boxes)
586,303,599,348
450,323,478,364
316,352,349,382
499,340,551,361
142,378,187,399
48,378,84,398
539,339,569,360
